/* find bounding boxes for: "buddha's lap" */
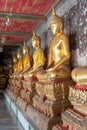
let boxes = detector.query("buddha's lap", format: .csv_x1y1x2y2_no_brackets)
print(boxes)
37,68,71,80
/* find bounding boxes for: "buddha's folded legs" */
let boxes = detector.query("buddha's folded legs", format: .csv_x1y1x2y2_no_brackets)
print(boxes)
71,67,87,85
37,67,71,81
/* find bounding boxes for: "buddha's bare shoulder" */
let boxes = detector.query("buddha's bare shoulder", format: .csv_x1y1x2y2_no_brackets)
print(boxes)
38,48,44,52
59,33,68,40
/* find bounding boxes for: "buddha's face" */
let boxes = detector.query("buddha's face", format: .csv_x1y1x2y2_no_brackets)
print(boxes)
32,39,39,48
23,48,28,56
17,54,22,60
50,22,60,34
32,39,36,48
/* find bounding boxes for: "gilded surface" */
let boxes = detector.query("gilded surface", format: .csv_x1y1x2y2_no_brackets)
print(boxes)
37,7,71,81
27,31,46,78
69,87,87,105
23,55,31,70
22,42,31,73
72,67,87,85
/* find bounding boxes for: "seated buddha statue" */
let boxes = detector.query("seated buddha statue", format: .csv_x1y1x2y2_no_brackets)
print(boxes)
16,48,23,76
22,42,32,74
25,31,46,78
11,54,18,78
37,7,71,81
8,65,13,77
71,67,87,85
8,55,17,92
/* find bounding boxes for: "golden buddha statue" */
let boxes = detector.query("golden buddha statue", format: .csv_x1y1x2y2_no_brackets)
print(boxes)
26,8,73,122
7,54,17,94
22,41,31,74
8,64,13,77
16,48,23,75
12,54,18,75
37,7,71,81
26,31,46,78
71,67,87,85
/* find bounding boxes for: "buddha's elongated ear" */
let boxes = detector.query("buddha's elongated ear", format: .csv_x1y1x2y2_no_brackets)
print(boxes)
60,23,63,33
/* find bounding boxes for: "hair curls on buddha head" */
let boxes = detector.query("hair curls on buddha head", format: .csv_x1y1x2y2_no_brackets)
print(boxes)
51,6,64,31
32,31,41,44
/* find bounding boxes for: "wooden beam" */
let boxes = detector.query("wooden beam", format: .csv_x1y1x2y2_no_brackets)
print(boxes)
0,12,46,22
2,42,21,46
0,32,32,37
3,46,18,50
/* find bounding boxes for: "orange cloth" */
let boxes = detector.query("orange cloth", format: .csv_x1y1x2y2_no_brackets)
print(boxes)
33,48,46,68
48,33,61,66
23,55,31,70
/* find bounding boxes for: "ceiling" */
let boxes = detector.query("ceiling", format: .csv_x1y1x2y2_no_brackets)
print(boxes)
0,0,61,50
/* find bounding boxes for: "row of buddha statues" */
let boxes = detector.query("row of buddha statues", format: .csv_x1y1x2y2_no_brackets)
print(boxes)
7,7,87,130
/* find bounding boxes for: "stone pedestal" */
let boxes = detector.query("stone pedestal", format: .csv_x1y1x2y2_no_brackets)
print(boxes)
30,78,74,130
52,125,68,130
61,108,87,130
33,79,73,117
16,77,37,111
7,76,22,102
26,105,61,130
56,85,87,130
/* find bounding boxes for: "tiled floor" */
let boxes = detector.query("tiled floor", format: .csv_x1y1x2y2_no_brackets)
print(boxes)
0,98,24,130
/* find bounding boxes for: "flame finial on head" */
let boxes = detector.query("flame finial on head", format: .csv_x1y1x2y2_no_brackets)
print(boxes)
18,48,20,53
24,41,26,46
33,30,36,37
52,6,56,16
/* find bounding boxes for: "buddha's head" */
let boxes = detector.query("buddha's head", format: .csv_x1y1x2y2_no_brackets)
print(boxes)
32,31,41,49
13,54,17,64
23,41,30,56
50,7,64,35
17,48,22,60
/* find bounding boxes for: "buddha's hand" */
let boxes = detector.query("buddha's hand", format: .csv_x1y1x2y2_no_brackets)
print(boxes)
47,73,55,81
28,73,33,78
46,68,53,72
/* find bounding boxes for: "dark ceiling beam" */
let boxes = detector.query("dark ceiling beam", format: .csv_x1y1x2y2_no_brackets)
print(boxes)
1,42,21,46
0,32,32,37
3,46,18,50
0,12,46,22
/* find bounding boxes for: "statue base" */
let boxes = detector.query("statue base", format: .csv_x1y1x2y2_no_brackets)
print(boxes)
54,84,87,130
16,77,37,111
33,95,71,117
69,85,87,107
26,105,61,130
36,79,74,101
71,101,87,115
6,89,17,101
61,108,87,130
16,96,28,111
6,76,22,102
16,90,35,111
52,125,68,130
33,78,73,117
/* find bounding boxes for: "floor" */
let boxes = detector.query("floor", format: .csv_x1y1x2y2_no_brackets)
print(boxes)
0,98,24,130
